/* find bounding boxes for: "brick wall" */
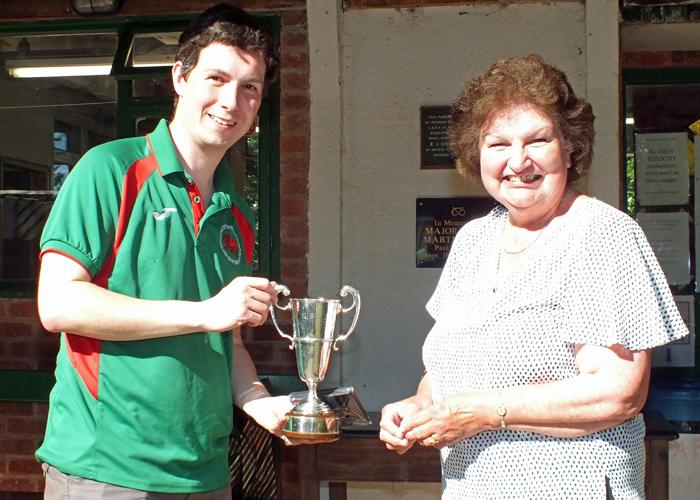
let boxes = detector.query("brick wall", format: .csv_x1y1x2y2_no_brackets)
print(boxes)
0,299,50,496
0,2,311,498
621,50,700,68
242,8,311,378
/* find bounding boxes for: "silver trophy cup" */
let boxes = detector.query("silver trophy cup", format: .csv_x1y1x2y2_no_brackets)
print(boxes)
271,284,361,439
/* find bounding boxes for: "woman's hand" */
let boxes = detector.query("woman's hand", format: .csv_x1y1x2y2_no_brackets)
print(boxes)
401,392,496,448
379,393,433,454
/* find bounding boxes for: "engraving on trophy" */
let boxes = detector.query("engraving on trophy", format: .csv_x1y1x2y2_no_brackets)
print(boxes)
270,285,361,439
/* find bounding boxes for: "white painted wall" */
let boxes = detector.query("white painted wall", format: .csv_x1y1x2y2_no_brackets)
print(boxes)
308,1,594,412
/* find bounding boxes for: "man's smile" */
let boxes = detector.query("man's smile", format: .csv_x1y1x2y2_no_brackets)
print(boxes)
208,114,236,126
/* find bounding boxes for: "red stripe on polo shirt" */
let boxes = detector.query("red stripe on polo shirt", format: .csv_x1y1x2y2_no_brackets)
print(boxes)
187,182,205,236
78,152,158,400
231,206,254,267
65,334,102,398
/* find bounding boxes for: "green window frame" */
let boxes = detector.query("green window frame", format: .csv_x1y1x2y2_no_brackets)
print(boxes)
0,14,281,298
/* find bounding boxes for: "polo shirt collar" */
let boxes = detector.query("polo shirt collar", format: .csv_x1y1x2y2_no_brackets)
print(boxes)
147,119,237,208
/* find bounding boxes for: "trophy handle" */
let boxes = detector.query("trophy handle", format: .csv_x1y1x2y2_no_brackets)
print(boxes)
271,284,295,349
332,286,361,351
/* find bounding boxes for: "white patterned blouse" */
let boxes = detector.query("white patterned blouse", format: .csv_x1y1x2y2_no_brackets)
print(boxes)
424,197,688,500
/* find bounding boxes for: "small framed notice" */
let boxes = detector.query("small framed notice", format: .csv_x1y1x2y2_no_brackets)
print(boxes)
416,197,497,268
635,132,689,206
420,106,455,169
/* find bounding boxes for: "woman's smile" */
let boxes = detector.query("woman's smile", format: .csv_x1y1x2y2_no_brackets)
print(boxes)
503,174,543,184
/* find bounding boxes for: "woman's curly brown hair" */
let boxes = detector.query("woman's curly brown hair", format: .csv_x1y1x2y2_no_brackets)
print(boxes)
448,54,595,183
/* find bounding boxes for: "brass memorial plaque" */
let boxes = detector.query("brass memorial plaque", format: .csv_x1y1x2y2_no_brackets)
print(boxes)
416,197,497,268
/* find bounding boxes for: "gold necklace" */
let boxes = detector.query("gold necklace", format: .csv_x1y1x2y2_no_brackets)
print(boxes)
502,188,568,255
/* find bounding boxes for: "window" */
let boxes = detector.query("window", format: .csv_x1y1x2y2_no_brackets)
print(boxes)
622,68,700,375
0,16,280,295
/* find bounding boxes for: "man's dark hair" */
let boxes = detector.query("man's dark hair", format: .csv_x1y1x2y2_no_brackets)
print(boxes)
176,3,280,95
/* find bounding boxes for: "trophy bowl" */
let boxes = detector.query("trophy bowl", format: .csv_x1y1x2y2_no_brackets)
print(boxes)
271,285,360,439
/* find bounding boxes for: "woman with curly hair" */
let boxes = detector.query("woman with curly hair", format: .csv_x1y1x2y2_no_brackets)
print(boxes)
380,54,687,499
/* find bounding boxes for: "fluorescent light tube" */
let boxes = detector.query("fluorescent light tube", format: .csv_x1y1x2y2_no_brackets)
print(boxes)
5,57,113,78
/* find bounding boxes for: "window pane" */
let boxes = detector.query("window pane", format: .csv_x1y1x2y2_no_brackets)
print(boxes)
129,32,180,69
0,33,118,284
624,82,700,295
132,78,177,98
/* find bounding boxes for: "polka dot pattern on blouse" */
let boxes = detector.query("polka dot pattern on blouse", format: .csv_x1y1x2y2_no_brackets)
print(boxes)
424,198,688,500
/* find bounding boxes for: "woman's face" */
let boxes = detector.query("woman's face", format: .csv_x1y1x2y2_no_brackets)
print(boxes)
479,104,571,224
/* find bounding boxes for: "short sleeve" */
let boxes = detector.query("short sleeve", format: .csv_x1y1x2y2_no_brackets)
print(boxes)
426,207,505,320
561,203,688,350
40,146,123,277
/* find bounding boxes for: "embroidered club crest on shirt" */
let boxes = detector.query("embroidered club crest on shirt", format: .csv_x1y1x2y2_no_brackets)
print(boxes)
220,225,242,264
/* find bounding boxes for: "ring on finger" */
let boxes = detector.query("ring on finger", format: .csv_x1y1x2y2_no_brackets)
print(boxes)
282,436,291,446
428,435,439,445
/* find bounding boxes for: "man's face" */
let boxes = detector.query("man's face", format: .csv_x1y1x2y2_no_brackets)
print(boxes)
171,43,265,155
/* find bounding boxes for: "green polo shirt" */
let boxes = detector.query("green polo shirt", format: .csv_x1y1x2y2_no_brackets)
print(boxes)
36,120,256,492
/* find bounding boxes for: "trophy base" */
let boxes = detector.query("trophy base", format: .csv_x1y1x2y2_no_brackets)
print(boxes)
283,411,340,440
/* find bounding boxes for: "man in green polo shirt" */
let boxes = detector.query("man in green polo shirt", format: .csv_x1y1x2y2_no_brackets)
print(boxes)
36,4,294,499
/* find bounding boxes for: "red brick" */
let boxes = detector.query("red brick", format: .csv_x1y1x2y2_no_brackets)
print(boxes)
0,477,41,492
33,403,49,416
280,71,309,92
280,218,308,240
281,31,307,49
0,438,38,456
279,156,309,176
8,341,32,358
280,176,308,197
282,10,307,27
281,260,308,279
6,418,47,437
244,343,275,363
254,360,297,375
4,301,39,319
274,345,297,364
280,180,308,199
280,136,308,154
36,358,57,371
280,51,308,70
0,361,32,370
8,459,42,475
280,113,310,134
35,337,60,358
280,241,308,261
0,403,35,418
669,51,700,66
0,322,33,338
620,51,669,68
281,93,310,111
249,323,288,343
34,325,56,338
280,198,308,217
278,264,307,285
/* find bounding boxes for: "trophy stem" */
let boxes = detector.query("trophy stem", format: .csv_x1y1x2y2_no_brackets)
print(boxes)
308,380,321,406
296,379,332,414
